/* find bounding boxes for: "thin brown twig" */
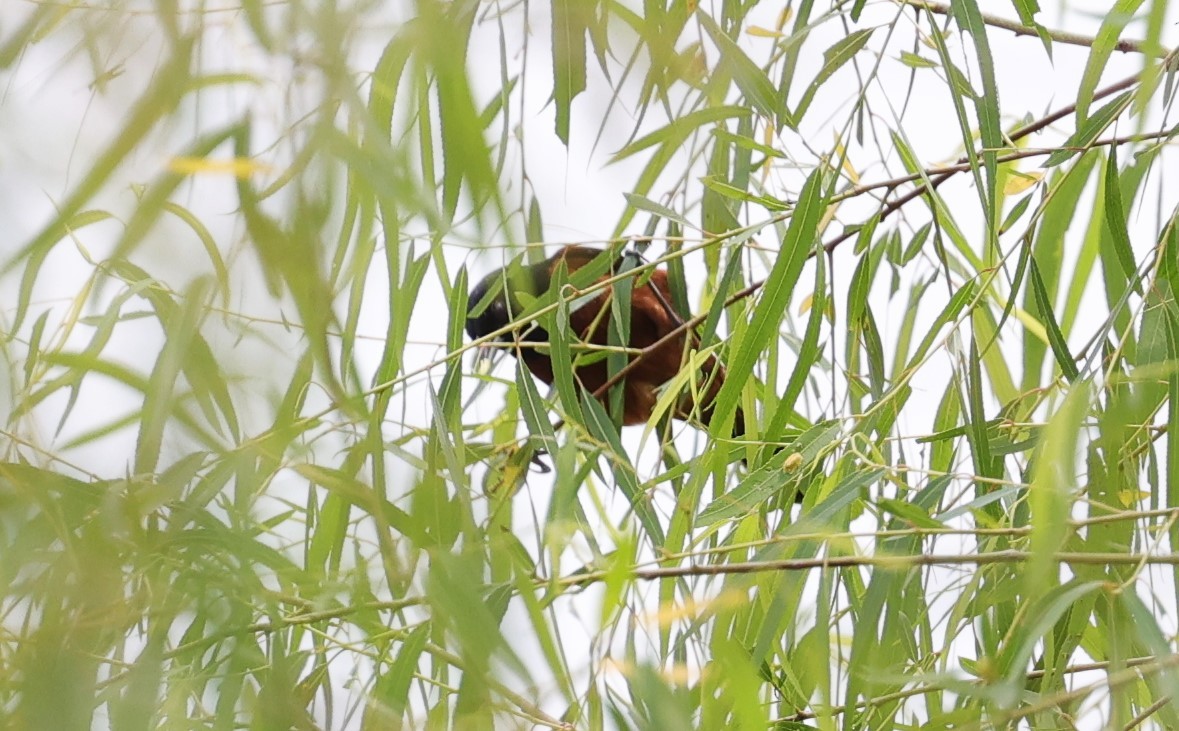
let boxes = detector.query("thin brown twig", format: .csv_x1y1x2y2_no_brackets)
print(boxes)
554,549,1179,586
832,129,1177,204
648,506,1179,566
118,596,573,729
962,654,1179,730
778,655,1164,724
896,0,1171,57
1124,695,1173,730
820,67,1147,254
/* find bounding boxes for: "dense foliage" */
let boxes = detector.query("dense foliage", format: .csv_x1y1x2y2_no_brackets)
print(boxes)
2,0,1179,728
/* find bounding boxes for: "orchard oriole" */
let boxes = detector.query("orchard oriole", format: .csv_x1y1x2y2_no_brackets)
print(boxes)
465,246,744,437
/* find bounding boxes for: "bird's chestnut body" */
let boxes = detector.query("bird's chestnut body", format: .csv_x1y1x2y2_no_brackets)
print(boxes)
466,246,741,435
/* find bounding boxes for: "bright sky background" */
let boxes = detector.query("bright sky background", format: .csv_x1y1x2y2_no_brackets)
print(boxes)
2,0,1178,726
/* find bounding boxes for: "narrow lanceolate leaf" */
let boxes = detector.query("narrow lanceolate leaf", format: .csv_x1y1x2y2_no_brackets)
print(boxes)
950,0,1002,232
764,253,826,437
793,28,875,122
711,167,826,435
101,262,239,443
998,192,1034,234
702,139,740,238
433,268,469,490
1168,282,1179,609
1074,0,1148,125
609,106,751,236
1102,146,1142,295
1134,0,1169,121
699,176,791,212
366,624,430,727
899,51,938,69
1008,0,1053,55
995,241,1030,356
1119,591,1179,727
1010,0,1040,24
9,35,196,334
1044,91,1133,168
623,193,695,229
1059,152,1109,337
878,498,944,529
552,0,589,144
965,338,995,480
903,282,976,372
1026,380,1089,599
548,295,584,428
516,355,557,454
136,278,211,475
1021,150,1100,390
367,26,413,138
611,106,752,162
697,12,781,123
998,580,1105,684
1029,256,1078,382
698,420,841,524
114,121,247,265
580,391,664,544
419,1,497,220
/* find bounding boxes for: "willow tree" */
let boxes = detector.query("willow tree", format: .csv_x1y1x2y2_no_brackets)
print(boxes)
2,0,1178,728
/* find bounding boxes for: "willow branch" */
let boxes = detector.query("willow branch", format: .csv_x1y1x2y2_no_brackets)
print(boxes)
897,0,1171,57
779,655,1164,724
554,549,1179,586
832,129,1176,204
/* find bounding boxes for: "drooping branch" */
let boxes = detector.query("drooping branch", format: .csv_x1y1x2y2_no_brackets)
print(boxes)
897,0,1170,56
554,549,1179,586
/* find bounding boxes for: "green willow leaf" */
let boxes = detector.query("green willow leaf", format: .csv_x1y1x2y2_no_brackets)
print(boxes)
1028,256,1078,382
1075,0,1147,125
1045,91,1133,168
793,28,875,121
711,167,826,435
697,12,780,122
552,0,590,144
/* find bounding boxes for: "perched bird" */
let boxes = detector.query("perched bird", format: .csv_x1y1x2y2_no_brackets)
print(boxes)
465,245,743,437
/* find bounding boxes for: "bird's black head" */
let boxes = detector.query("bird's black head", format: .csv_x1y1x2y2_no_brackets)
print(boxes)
465,247,610,345
465,272,515,342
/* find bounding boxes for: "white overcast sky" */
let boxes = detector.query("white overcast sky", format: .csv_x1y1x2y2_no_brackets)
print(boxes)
2,1,1178,727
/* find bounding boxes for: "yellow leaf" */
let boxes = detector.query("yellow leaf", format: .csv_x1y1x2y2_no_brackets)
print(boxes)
168,156,272,177
1118,488,1151,507
606,658,692,684
1004,170,1043,194
798,293,814,315
645,590,747,628
818,200,838,232
842,157,860,184
834,133,859,184
919,29,952,50
661,663,693,684
777,6,793,30
747,25,784,38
